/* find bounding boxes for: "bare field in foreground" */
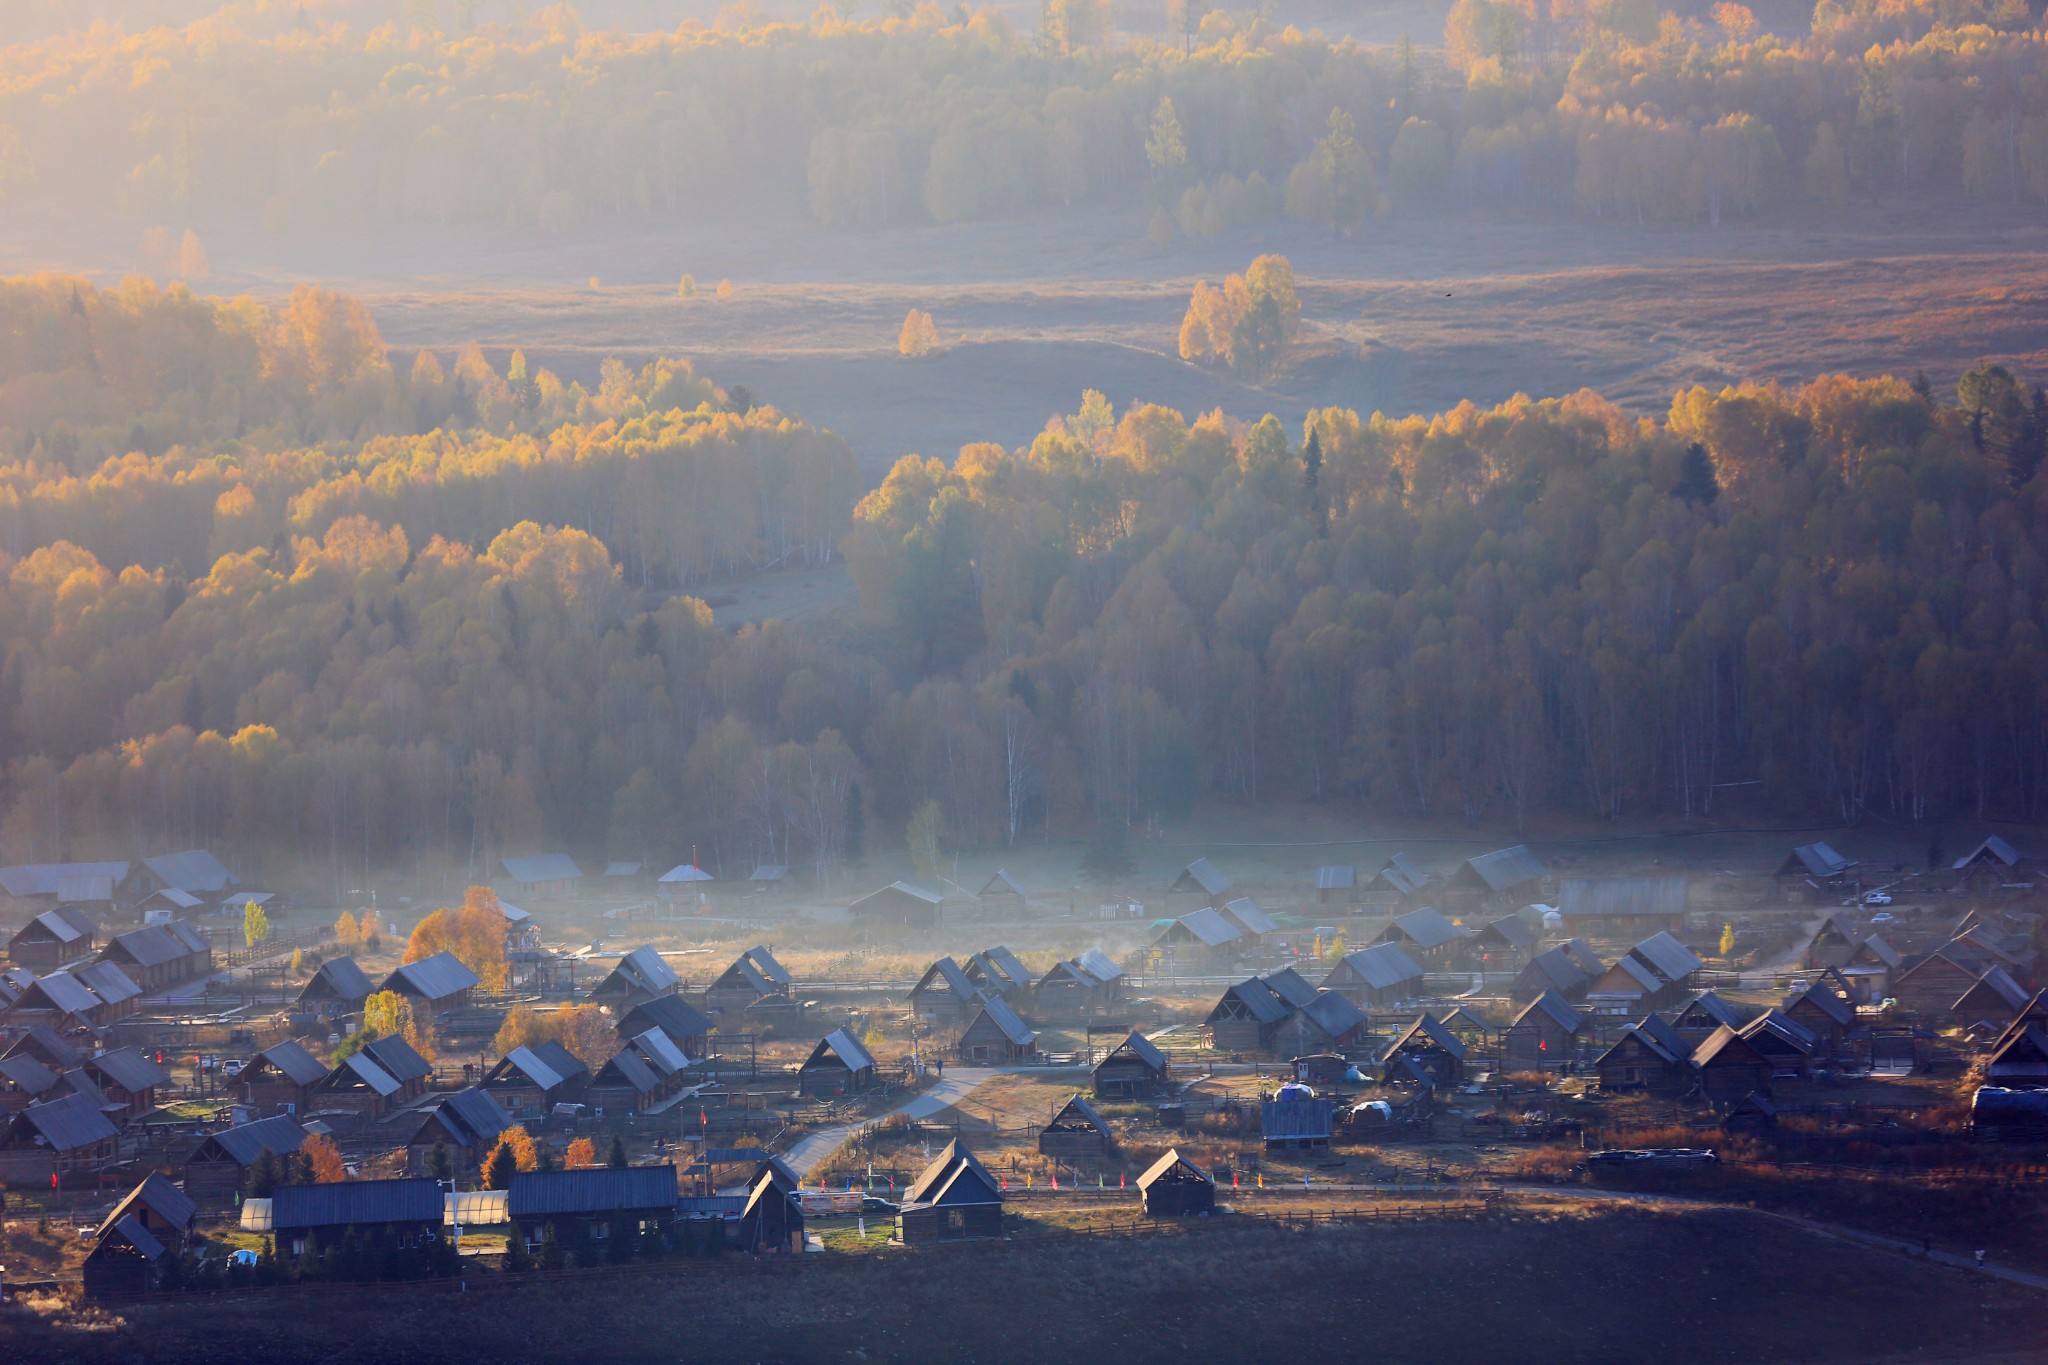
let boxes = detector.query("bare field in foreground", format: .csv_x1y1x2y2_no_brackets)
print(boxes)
5,1205,2044,1364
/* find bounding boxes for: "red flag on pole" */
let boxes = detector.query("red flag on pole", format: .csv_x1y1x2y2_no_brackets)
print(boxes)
51,1170,59,1189
1051,1172,1059,1190
1232,1171,1239,1188
1119,1172,1126,1189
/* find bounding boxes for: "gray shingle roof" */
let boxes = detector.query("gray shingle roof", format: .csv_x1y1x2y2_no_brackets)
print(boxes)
1212,978,1292,1026
104,925,195,969
742,946,792,988
1628,931,1703,983
1388,907,1464,950
974,997,1037,1046
1102,1030,1167,1072
612,945,680,997
0,863,128,899
494,1046,567,1092
254,1040,331,1088
1388,1012,1467,1061
98,1172,196,1240
1515,991,1582,1034
1480,914,1538,949
360,1036,432,1085
0,1053,60,1095
597,1046,659,1093
1560,876,1689,923
85,1046,169,1093
658,863,715,883
1460,846,1549,892
302,957,374,1003
805,1027,877,1074
15,906,97,944
429,1088,514,1146
15,1090,119,1150
617,994,712,1047
19,971,100,1016
1593,956,1663,995
1315,865,1356,891
903,1139,1001,1208
1075,948,1124,984
1262,968,1319,1010
102,1214,166,1262
1221,898,1277,936
142,850,239,893
500,853,583,883
1954,835,2022,870
1296,990,1368,1037
1676,991,1745,1031
979,869,1027,898
528,1040,588,1082
271,1177,442,1229
978,945,1033,991
200,1114,309,1165
72,961,141,1006
1783,843,1856,878
383,952,479,1002
1328,943,1425,992
5,1025,82,1069
1166,907,1242,948
507,1164,678,1217
913,956,984,1001
1171,858,1232,896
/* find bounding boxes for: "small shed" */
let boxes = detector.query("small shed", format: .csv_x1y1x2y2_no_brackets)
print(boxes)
82,1215,171,1298
499,853,583,896
1691,1025,1773,1105
1137,1149,1215,1217
1501,992,1583,1070
479,1042,590,1117
909,956,990,1024
1261,1095,1334,1151
297,957,374,1021
1169,858,1232,903
898,1139,1004,1244
1594,1016,1690,1095
1315,865,1356,906
1037,1093,1112,1163
0,1090,119,1183
736,1161,804,1253
847,881,943,933
1320,943,1426,1008
5,906,98,972
182,1114,310,1200
237,1040,335,1115
589,945,681,1011
978,869,1028,911
379,952,480,1017
1380,1013,1466,1090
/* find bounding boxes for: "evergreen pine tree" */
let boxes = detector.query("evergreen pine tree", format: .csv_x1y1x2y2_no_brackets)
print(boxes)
1673,442,1720,505
486,1140,519,1190
1303,429,1326,534
608,1135,630,1168
427,1139,453,1181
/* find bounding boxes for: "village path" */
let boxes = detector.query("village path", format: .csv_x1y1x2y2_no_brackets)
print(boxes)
1512,1184,2048,1293
778,1067,999,1178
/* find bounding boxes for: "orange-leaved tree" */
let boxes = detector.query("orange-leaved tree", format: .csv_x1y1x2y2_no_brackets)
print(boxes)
404,886,509,993
482,1126,539,1187
301,1132,348,1183
564,1137,598,1169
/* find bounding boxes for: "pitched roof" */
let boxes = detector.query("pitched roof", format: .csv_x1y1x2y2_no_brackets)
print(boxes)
1171,858,1232,896
201,1114,311,1165
597,1045,660,1094
500,853,583,883
611,945,680,997
1628,931,1703,984
493,1046,569,1092
1559,938,1605,976
0,1053,60,1095
658,863,715,883
749,864,789,882
971,996,1037,1047
528,1040,588,1082
903,1139,1001,1208
1559,876,1689,922
429,1088,514,1147
253,1040,331,1088
804,1027,877,1074
1046,1092,1109,1134
1261,967,1319,1010
1690,1023,1764,1067
1137,1148,1211,1191
1296,990,1369,1038
1388,1011,1467,1061
602,861,644,878
1636,1013,1689,1059
1460,846,1549,892
98,1172,196,1240
1315,865,1356,891
142,850,238,893
1375,855,1427,896
13,906,97,944
1478,914,1538,949
1958,966,2031,1014
1740,1008,1817,1052
1212,978,1292,1026
71,961,141,1006
1516,947,1592,997
1593,955,1663,995
1851,935,1902,969
17,971,101,1016
508,1164,678,1217
1074,948,1124,984
1954,835,2023,870
913,956,984,1001
631,1024,693,1075
4,1025,82,1069
1783,842,1856,878
1597,1016,1685,1067
85,1046,170,1094
1784,982,1855,1027
104,925,197,969
1675,991,1745,1031
100,1214,166,1263
1221,898,1277,936
271,1177,442,1229
979,869,1027,898
302,957,373,1002
1388,907,1464,950
1102,1029,1168,1073
142,888,203,910
617,994,712,1046
742,946,792,988
977,945,1033,991
360,1035,432,1085
1514,991,1582,1035
0,863,128,899
382,951,480,1001
15,1090,119,1150
1330,942,1425,991
56,873,116,904
1166,907,1242,948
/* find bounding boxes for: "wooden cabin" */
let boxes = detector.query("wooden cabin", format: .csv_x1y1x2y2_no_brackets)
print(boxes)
1262,1095,1334,1151
796,1028,878,1097
181,1114,309,1201
1671,991,1748,1044
703,945,793,1018
506,1165,679,1252
1372,908,1470,968
499,853,583,898
1320,943,1426,1008
1205,977,1291,1053
1594,1016,1691,1095
1271,991,1370,1058
1557,876,1688,937
1314,865,1356,908
1151,908,1245,968
1471,914,1538,969
615,992,712,1058
97,922,211,991
588,946,681,1012
379,952,480,1018
1501,992,1583,1071
236,1040,331,1116
1691,1025,1773,1105
1137,1149,1215,1217
1093,1031,1170,1099
402,1087,515,1176
1510,946,1598,1005
1219,898,1278,947
736,1161,805,1254
1037,1093,1112,1163
479,1041,590,1117
1361,853,1431,910
1169,858,1232,906
588,1027,694,1114
83,1174,195,1298
898,1140,1004,1244
1802,914,1864,970
963,945,1034,1000
957,997,1038,1064
0,1091,119,1184
81,1046,170,1122
977,869,1028,914
1739,1012,1817,1079
1444,846,1549,913
847,881,943,934
6,906,97,973
297,957,374,1022
1987,1023,2048,1085
1782,982,1857,1055
271,1178,445,1263
1380,1013,1466,1090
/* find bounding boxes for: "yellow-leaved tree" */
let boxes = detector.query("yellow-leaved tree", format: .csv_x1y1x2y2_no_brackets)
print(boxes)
898,309,938,358
404,886,509,993
333,910,359,948
363,989,436,1062
564,1137,598,1169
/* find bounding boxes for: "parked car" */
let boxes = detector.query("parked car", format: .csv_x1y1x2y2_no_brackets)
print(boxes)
1863,891,1893,906
1870,911,1897,925
220,1058,246,1077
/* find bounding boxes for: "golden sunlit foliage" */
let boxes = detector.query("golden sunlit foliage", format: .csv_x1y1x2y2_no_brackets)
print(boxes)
492,1003,618,1074
405,888,510,994
363,990,436,1063
301,1132,348,1184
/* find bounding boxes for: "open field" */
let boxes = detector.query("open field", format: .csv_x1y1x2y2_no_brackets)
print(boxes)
5,1205,2046,1364
2,202,2041,483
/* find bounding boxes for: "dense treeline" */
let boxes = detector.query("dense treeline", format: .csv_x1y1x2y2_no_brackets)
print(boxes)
3,0,2047,237
2,276,2045,885
0,276,858,586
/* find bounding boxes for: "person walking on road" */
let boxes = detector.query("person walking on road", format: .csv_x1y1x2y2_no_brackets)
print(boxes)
1976,1249,1987,1268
